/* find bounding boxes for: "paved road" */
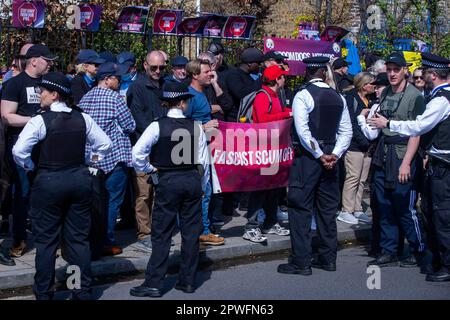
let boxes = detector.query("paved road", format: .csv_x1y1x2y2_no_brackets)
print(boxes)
10,245,448,300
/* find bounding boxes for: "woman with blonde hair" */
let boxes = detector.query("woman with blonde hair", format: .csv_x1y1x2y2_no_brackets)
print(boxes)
337,71,375,225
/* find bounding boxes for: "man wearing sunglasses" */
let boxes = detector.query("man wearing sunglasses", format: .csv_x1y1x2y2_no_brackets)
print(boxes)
127,51,167,252
1,44,57,258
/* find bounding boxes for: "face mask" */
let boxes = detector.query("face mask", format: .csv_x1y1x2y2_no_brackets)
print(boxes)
121,71,136,82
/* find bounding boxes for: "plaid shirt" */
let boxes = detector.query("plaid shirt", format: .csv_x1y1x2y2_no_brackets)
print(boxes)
79,87,136,174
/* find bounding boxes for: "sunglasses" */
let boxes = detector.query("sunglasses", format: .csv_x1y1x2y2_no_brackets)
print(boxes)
413,76,424,80
149,65,166,72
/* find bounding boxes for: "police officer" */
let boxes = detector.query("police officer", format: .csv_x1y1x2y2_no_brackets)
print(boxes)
369,53,450,282
277,56,352,275
129,81,209,297
12,72,112,299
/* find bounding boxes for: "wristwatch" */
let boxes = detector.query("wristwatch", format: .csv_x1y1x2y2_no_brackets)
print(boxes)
386,120,390,129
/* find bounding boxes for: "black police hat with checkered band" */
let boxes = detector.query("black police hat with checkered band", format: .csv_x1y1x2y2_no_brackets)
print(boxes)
37,72,71,96
421,52,450,70
160,81,194,102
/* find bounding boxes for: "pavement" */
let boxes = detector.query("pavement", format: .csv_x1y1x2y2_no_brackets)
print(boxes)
0,202,372,291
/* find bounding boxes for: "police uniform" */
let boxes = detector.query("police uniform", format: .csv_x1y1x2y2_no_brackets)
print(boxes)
385,53,450,281
130,82,209,297
12,72,112,299
278,57,352,274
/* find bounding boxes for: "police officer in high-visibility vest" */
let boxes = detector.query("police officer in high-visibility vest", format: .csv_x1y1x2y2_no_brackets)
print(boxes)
278,56,352,275
130,81,209,297
12,72,112,299
369,53,450,282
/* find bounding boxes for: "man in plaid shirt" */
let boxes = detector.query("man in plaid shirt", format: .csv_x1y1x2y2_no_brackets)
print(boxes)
79,62,136,256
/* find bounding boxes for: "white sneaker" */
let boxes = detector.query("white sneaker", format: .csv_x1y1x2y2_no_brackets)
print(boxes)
337,211,359,224
263,223,290,236
354,211,372,224
243,228,267,243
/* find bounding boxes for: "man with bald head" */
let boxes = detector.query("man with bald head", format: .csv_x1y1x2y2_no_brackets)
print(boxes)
127,50,167,251
1,44,57,257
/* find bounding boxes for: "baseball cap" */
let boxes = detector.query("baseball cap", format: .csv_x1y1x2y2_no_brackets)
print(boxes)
240,47,264,64
373,72,389,86
76,49,105,65
263,65,288,81
117,51,136,66
263,50,288,62
332,58,351,70
25,44,57,60
207,42,225,55
171,56,189,67
97,62,129,80
385,52,408,67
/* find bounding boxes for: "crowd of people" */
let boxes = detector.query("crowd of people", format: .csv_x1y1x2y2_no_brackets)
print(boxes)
0,40,449,299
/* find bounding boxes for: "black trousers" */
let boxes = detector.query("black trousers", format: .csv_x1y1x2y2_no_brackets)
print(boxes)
30,166,93,300
144,169,202,289
287,154,340,267
429,161,450,269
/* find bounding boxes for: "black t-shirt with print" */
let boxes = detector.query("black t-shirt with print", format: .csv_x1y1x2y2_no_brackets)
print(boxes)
1,71,42,136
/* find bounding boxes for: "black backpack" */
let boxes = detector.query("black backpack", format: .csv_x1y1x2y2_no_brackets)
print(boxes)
237,89,272,123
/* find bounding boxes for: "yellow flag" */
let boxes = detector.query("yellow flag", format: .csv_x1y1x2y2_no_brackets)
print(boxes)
402,51,422,73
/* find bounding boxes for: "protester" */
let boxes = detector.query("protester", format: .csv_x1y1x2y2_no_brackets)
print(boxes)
197,52,234,228
242,65,291,243
185,59,224,246
117,51,138,98
278,56,352,275
71,49,105,105
127,51,166,251
412,67,426,95
368,52,450,281
12,72,111,299
225,47,263,122
357,72,390,257
333,57,354,92
362,52,426,268
79,62,136,256
1,44,56,258
207,41,228,73
337,72,375,225
130,81,209,298
165,56,188,84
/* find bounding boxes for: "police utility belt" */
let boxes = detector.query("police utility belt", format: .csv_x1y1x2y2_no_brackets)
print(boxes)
147,164,204,186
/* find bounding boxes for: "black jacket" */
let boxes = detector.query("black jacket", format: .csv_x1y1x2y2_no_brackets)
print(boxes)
71,72,94,106
205,76,233,121
224,67,262,122
126,73,166,143
335,73,354,93
344,89,370,152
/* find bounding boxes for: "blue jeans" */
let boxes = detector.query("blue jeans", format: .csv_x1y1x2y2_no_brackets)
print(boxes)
201,179,212,235
104,163,128,245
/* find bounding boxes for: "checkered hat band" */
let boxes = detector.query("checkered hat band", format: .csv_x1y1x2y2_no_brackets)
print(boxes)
163,91,188,98
306,63,327,67
422,60,449,69
41,79,71,94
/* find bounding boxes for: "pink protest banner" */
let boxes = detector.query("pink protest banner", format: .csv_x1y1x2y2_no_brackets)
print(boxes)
264,37,342,76
209,119,294,194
